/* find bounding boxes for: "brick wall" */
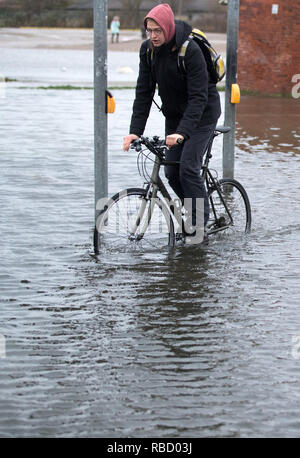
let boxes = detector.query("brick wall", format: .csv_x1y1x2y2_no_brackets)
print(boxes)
238,0,300,95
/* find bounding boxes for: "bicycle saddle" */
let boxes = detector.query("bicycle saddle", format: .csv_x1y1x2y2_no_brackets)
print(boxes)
215,126,231,134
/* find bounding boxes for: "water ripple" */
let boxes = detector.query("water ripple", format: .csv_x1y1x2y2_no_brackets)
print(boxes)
0,87,300,437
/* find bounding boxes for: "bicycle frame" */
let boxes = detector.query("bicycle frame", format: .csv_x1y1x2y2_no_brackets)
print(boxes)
148,154,184,232
93,127,251,254
135,132,236,237
201,135,234,233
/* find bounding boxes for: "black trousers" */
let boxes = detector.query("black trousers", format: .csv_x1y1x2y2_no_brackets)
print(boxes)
164,122,216,228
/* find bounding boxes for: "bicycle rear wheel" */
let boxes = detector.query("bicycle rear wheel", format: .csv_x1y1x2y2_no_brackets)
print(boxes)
208,178,251,235
94,188,175,254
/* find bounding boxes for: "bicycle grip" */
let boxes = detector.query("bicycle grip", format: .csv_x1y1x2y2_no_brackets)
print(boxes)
131,139,141,151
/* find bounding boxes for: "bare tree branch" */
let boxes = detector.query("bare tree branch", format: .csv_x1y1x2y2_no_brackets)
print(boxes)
14,0,72,14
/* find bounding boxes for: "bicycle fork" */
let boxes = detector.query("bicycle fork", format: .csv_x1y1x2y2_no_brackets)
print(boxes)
128,184,158,240
128,157,162,241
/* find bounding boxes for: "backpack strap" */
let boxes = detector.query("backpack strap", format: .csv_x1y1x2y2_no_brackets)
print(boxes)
177,37,192,74
146,39,155,75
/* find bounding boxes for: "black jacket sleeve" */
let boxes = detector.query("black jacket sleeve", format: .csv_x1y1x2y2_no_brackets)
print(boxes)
175,41,209,138
129,41,156,136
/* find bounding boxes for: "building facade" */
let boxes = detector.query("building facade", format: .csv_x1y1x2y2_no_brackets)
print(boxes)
238,0,300,95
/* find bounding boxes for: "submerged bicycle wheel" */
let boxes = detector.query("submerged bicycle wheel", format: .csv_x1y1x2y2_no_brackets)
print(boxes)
208,178,251,235
94,188,175,254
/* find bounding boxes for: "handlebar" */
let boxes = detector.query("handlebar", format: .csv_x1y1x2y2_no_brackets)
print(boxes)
129,126,231,159
130,136,168,159
130,126,230,150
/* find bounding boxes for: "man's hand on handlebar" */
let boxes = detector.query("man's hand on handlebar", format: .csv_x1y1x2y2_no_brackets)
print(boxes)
123,134,139,151
165,133,185,148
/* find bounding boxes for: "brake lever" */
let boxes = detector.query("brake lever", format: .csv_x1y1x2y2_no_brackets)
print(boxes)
130,139,142,152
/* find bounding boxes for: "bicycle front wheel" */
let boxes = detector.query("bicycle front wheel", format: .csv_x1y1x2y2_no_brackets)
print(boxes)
94,188,175,254
208,178,251,235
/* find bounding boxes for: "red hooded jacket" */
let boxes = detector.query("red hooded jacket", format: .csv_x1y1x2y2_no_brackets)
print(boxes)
144,3,176,44
130,9,221,138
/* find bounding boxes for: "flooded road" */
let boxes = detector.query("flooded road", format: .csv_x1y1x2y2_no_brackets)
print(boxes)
1,44,300,437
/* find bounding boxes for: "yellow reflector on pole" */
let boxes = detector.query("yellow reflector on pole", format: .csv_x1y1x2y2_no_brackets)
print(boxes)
231,83,240,103
106,90,116,113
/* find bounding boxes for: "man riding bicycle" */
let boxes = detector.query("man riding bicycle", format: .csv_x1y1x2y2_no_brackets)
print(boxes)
123,3,221,243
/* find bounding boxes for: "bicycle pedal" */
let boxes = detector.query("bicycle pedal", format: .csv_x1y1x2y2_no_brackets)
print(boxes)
217,216,226,227
175,232,185,242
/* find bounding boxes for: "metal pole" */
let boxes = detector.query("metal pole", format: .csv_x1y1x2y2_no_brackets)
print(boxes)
94,0,108,221
223,0,240,179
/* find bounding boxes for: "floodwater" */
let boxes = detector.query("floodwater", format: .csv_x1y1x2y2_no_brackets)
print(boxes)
1,46,300,438
0,46,139,85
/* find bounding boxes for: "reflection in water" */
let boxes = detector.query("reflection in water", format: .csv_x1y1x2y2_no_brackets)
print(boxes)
236,96,300,154
1,86,300,438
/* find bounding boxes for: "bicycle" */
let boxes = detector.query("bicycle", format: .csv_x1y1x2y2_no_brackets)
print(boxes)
93,126,251,254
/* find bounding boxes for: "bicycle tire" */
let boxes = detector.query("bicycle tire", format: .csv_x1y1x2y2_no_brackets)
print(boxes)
94,188,175,254
207,178,251,235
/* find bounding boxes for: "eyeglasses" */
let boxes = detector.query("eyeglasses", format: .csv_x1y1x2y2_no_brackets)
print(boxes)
146,27,164,36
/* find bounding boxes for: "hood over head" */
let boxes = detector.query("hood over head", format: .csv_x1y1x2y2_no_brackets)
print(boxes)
144,3,176,43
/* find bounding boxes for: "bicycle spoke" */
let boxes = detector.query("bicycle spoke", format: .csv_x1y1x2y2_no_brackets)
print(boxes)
208,179,251,236
93,135,251,254
94,189,174,253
